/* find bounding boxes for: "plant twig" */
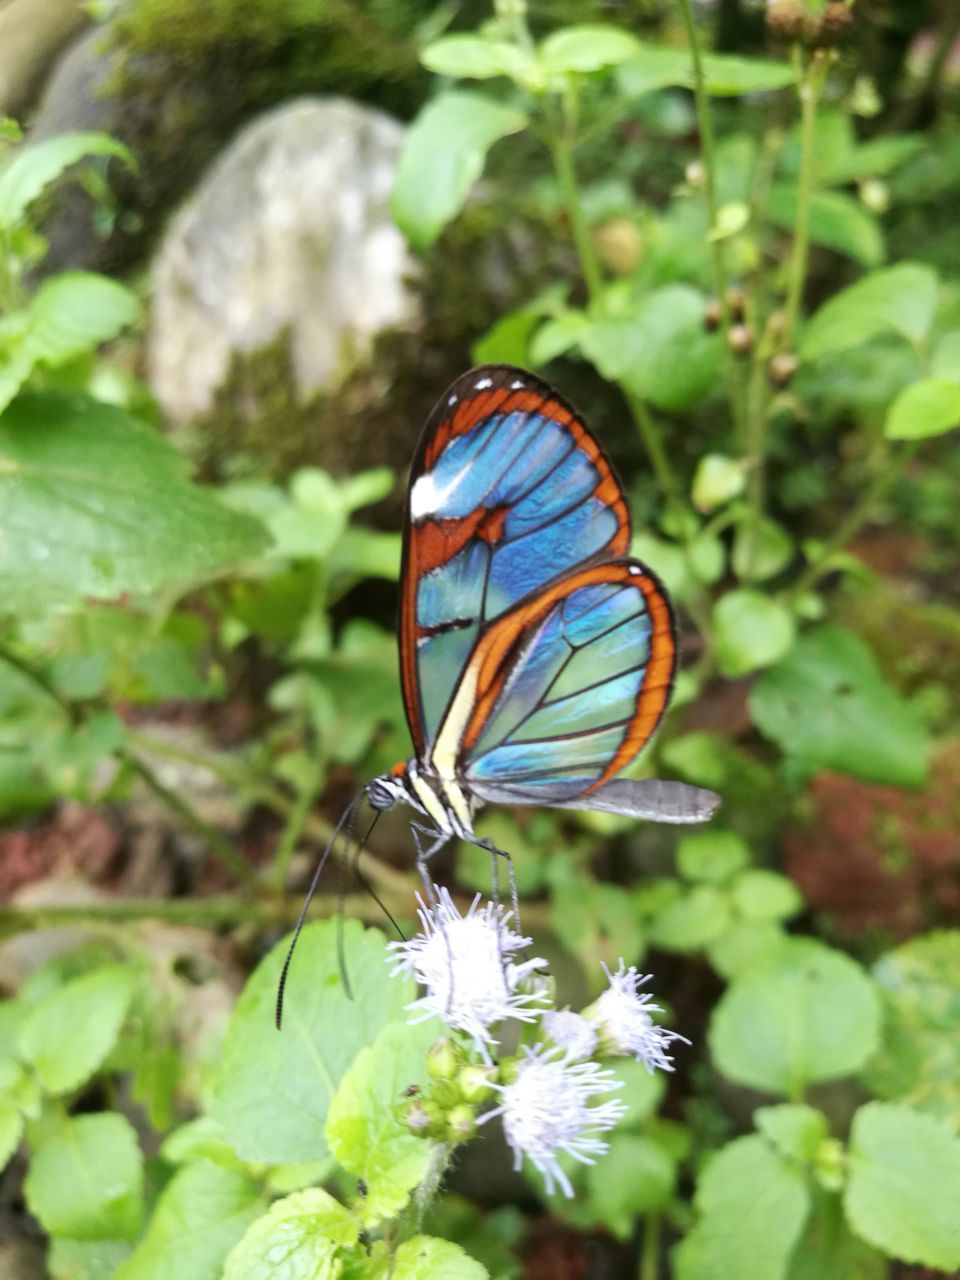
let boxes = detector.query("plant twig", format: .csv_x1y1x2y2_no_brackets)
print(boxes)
783,47,823,347
544,97,604,305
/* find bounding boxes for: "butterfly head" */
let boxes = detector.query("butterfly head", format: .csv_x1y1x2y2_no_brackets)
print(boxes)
365,773,407,812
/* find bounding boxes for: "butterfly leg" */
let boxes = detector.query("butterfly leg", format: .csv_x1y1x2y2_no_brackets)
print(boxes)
409,820,450,908
472,836,522,936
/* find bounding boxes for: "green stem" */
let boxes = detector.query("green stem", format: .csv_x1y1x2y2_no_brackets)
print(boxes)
640,1211,662,1280
783,48,822,347
789,443,919,602
741,304,776,580
128,754,255,887
676,0,744,435
626,393,680,508
272,767,323,892
545,101,604,305
411,1143,454,1231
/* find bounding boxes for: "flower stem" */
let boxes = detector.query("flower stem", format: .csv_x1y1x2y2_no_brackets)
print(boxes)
676,0,744,435
411,1142,454,1229
783,48,823,347
626,393,681,509
544,98,604,306
640,1211,662,1280
789,442,919,601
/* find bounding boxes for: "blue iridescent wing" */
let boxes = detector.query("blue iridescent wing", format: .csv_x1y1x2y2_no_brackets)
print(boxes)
399,366,631,757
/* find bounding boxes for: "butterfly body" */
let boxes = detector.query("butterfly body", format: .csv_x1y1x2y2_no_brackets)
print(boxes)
364,364,720,857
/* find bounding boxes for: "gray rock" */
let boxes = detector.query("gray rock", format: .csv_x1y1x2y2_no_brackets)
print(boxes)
0,0,89,117
147,98,419,424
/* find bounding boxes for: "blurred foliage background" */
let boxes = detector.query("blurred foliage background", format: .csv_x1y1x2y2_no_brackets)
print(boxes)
0,0,959,1277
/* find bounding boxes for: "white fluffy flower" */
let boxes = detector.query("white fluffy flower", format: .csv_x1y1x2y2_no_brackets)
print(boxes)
388,888,548,1059
591,960,691,1073
482,1045,626,1197
542,1009,599,1062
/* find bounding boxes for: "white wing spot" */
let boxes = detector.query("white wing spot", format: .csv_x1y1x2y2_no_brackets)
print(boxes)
410,468,465,520
475,377,493,390
510,379,524,389
628,565,644,575
448,394,458,406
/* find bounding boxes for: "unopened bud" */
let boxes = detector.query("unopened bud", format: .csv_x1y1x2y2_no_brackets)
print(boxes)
405,1099,440,1136
728,323,753,355
459,1065,496,1103
685,159,707,188
767,310,787,343
766,0,807,42
816,1,854,46
768,352,799,386
704,299,722,331
592,218,643,277
446,1104,477,1143
725,287,747,321
426,1037,460,1081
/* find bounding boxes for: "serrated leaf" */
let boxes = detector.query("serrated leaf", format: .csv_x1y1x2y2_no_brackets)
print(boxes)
391,91,528,249
713,589,795,677
617,47,793,97
539,25,641,74
750,626,929,786
884,376,960,440
18,964,135,1094
0,132,133,230
223,1188,359,1280
326,1018,442,1227
677,831,750,884
0,392,268,614
768,187,884,268
800,263,937,361
421,36,527,81
213,921,413,1164
709,939,880,1096
845,1102,960,1271
116,1160,260,1280
756,1104,829,1163
384,1236,489,1280
864,931,960,1130
25,1113,143,1241
674,1134,809,1280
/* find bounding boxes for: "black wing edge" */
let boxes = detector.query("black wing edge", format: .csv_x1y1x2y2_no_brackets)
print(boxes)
471,778,721,825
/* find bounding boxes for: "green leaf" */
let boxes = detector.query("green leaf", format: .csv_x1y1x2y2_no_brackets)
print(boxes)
213,921,412,1165
677,831,750,884
731,870,803,921
583,1134,674,1239
709,939,880,1096
326,1019,442,1227
0,274,140,414
223,1188,359,1280
674,1134,809,1280
713,589,795,677
864,931,960,1131
732,517,794,583
48,1238,133,1280
0,393,268,614
648,884,732,951
786,1188,885,1280
116,1160,261,1280
383,1236,489,1280
25,1113,143,1240
421,36,527,81
768,187,884,268
0,132,133,231
755,1104,829,1163
0,1098,23,1172
750,626,929,786
607,1057,666,1129
539,25,641,74
617,47,793,98
800,263,938,361
823,134,924,184
691,453,745,512
931,330,960,382
529,310,590,365
885,376,960,440
707,921,789,982
18,964,135,1094
391,91,528,249
845,1102,960,1271
339,468,395,512
579,285,720,412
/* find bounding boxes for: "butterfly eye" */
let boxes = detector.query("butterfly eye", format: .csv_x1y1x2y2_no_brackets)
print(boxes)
366,777,400,811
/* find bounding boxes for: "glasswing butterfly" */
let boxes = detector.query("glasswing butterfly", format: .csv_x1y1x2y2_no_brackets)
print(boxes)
276,364,720,1025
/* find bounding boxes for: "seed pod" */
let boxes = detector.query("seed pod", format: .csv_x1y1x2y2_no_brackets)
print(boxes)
593,218,643,276
768,352,799,386
728,323,753,355
685,159,707,188
817,1,854,46
766,0,807,42
704,299,722,331
725,287,747,321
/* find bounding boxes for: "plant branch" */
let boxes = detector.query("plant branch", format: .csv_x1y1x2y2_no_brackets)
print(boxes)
783,47,823,347
544,99,604,305
625,393,681,508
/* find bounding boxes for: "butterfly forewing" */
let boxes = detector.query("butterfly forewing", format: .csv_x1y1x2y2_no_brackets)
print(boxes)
400,366,631,757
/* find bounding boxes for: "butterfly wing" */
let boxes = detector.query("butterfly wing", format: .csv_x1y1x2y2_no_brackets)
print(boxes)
448,560,718,822
400,365,631,758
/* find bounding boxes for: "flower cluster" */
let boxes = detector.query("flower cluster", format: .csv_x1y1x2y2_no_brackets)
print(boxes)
388,888,689,1198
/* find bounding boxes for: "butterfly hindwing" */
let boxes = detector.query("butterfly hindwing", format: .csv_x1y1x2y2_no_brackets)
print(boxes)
400,366,631,757
432,560,677,801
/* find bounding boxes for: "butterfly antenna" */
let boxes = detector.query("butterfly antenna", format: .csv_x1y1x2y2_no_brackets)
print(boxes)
275,789,363,1030
349,812,406,941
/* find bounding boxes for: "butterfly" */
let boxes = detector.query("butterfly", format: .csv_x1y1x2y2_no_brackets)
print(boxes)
276,364,719,1025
